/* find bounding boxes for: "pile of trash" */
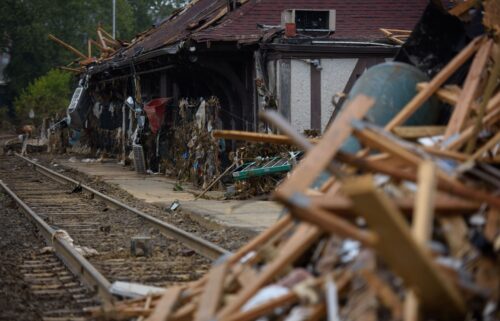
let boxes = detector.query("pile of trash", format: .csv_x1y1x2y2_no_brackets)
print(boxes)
88,2,499,320
166,97,223,189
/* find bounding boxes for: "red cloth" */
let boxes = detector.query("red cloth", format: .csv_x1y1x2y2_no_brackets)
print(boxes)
144,98,169,134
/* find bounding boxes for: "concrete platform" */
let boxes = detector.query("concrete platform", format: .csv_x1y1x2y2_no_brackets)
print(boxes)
56,158,283,232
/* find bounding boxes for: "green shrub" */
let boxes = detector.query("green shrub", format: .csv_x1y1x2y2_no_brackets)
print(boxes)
14,69,72,125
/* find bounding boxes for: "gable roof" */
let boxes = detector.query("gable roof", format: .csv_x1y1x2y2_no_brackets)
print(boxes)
117,0,428,59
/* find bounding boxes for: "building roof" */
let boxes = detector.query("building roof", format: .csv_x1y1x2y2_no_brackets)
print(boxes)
118,0,428,59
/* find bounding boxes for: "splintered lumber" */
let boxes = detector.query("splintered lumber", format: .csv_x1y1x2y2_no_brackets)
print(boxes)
228,214,293,264
412,161,437,242
465,43,500,153
97,29,110,51
444,39,493,140
360,269,403,319
146,286,182,321
194,261,228,321
446,92,500,150
223,292,297,321
404,161,437,321
311,193,480,216
385,36,484,131
439,216,473,257
468,131,500,161
274,95,374,202
216,223,321,319
212,130,319,145
342,176,465,319
48,34,87,59
416,82,461,105
287,198,378,247
353,124,500,209
393,126,446,139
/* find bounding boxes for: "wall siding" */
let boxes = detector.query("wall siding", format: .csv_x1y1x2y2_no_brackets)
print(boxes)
320,58,358,131
290,59,311,132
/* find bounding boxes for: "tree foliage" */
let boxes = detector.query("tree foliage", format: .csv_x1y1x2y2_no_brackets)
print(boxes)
14,69,72,125
0,0,189,103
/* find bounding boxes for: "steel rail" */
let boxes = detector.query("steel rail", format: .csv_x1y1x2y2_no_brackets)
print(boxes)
0,180,115,305
15,153,231,260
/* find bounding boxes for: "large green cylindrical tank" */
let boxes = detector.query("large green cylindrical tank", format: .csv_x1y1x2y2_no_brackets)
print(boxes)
341,62,439,153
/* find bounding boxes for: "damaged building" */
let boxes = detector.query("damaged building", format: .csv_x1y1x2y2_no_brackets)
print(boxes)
68,0,428,182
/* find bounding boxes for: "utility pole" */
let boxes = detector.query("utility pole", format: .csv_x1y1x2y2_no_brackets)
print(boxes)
112,0,116,39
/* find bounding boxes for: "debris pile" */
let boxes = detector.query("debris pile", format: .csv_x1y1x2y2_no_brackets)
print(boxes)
87,20,500,319
166,97,223,189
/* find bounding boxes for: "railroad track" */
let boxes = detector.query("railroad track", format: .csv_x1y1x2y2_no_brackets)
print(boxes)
0,184,97,321
0,154,230,308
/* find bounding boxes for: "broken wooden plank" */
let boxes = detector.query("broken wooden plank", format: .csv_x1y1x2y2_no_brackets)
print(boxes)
217,223,321,319
360,269,403,320
146,286,182,321
274,95,374,202
444,39,493,140
311,192,480,216
446,92,500,150
468,130,500,162
465,41,500,153
212,129,319,145
439,216,473,257
393,125,446,139
353,125,500,209
342,175,465,319
385,36,484,131
194,261,228,321
287,198,378,247
416,82,461,105
48,34,87,59
404,161,437,321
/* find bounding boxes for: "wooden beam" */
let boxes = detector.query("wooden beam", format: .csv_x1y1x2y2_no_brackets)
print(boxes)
97,29,109,50
287,200,378,247
404,161,437,321
342,176,465,319
311,192,480,216
353,127,500,209
393,126,446,139
145,286,182,321
194,261,228,321
416,82,461,106
446,94,500,150
444,40,493,140
48,34,87,59
212,130,318,145
385,36,484,131
274,95,374,201
468,131,500,161
216,223,321,319
465,46,500,153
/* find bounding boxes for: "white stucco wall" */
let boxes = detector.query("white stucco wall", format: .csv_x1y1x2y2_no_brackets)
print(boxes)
320,58,358,131
272,57,360,133
290,60,311,132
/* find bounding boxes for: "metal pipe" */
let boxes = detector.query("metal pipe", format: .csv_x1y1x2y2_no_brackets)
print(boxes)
112,0,116,39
